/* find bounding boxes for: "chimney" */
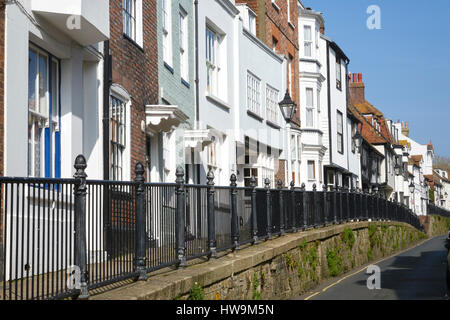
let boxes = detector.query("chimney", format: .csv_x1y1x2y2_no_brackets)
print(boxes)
402,122,410,137
349,72,365,105
320,21,325,35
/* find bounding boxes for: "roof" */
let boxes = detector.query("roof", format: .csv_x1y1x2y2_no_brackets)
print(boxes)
353,101,395,145
350,104,388,145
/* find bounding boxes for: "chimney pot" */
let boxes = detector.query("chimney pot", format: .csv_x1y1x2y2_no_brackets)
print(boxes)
358,73,362,83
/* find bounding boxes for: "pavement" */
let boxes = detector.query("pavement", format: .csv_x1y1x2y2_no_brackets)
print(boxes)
294,235,450,300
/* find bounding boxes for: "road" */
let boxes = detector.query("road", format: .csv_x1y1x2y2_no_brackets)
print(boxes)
295,235,449,300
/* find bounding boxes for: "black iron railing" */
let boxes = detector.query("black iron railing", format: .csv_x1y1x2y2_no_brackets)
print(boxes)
0,155,424,300
427,203,450,218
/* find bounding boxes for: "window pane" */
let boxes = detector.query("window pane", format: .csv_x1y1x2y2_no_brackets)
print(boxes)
306,108,313,127
304,26,311,41
308,161,315,180
38,54,48,115
306,88,313,107
51,60,58,120
28,50,37,111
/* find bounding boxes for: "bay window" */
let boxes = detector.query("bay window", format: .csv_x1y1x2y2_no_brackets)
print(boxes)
306,88,314,127
304,25,312,57
28,46,60,178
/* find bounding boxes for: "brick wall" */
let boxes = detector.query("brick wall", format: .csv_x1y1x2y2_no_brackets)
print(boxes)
109,0,158,180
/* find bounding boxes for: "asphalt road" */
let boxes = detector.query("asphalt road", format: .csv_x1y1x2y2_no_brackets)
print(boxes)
295,235,449,300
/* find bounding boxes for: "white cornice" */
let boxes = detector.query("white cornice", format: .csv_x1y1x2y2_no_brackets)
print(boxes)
216,0,240,17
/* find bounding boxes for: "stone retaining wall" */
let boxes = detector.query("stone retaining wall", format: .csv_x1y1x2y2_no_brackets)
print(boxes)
92,221,427,300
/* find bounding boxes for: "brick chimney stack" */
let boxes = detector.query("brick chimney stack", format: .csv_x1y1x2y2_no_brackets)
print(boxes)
349,73,365,105
320,22,325,35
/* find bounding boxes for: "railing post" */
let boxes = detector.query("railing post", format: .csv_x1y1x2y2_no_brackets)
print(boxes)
302,183,308,230
207,170,217,258
351,188,356,221
290,181,297,232
332,186,338,224
230,174,239,250
134,163,147,281
73,155,89,299
250,176,258,244
175,167,187,268
265,178,272,240
323,184,328,226
312,183,317,228
277,180,285,236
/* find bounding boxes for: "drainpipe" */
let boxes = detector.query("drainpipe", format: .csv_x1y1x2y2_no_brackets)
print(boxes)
103,40,111,180
194,0,200,184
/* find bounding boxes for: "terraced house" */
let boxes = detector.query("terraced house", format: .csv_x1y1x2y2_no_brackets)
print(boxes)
153,0,195,184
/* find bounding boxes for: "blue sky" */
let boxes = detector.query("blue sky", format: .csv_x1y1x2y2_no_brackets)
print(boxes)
302,0,450,156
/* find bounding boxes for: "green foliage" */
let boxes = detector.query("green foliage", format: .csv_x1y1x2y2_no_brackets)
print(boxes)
299,239,308,251
429,189,435,203
285,253,298,269
188,282,205,300
326,246,342,277
341,227,355,251
253,272,262,300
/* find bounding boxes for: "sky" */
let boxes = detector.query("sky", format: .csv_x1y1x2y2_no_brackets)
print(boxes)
302,0,450,156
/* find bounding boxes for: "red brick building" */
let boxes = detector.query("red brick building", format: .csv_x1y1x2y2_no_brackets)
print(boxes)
106,0,159,180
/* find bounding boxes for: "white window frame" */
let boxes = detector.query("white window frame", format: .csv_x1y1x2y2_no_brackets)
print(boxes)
179,7,188,81
110,85,131,181
28,45,60,178
308,160,316,181
336,56,342,90
123,0,136,41
304,25,312,57
206,26,220,97
248,10,256,35
305,87,314,128
162,0,173,66
265,84,279,124
246,71,261,116
337,110,344,154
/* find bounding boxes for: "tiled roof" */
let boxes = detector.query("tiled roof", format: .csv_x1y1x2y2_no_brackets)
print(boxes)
353,101,395,145
350,104,387,145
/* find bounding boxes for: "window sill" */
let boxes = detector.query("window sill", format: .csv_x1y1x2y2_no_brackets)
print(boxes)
247,109,264,122
288,21,295,30
181,78,190,89
206,94,231,111
123,33,144,52
266,119,281,130
164,62,174,74
272,2,280,12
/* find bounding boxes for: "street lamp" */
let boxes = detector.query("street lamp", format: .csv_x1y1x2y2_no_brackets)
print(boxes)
409,181,415,194
279,90,296,187
279,90,296,123
353,131,363,152
394,163,401,176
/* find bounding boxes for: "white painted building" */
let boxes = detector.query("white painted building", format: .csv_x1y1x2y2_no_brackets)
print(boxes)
192,0,240,186
235,4,286,188
4,0,109,179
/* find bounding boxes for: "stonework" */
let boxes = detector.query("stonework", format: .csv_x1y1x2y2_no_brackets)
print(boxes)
91,221,428,300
